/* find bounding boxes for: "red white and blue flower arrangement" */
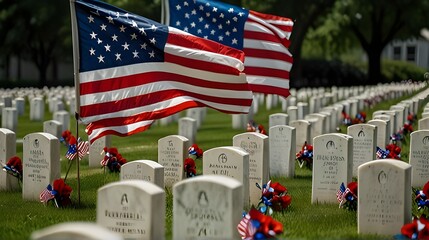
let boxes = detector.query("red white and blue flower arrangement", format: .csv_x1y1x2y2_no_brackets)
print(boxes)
2,156,23,181
247,121,267,135
237,208,283,239
39,178,73,208
296,141,313,169
184,144,203,178
60,130,89,161
336,181,358,211
100,147,127,172
256,180,292,215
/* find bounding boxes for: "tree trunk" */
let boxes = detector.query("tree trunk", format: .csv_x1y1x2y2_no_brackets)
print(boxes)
366,49,382,85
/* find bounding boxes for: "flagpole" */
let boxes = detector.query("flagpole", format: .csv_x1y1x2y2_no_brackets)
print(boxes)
69,0,82,207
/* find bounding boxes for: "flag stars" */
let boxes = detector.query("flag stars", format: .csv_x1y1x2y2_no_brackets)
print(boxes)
111,34,118,41
233,16,238,22
131,20,138,28
191,22,196,27
88,15,94,23
100,24,107,31
140,43,147,49
219,13,224,18
151,24,157,31
132,50,139,58
89,48,96,55
218,24,223,29
184,27,189,32
176,4,181,10
191,9,196,15
212,18,217,23
104,44,111,52
205,2,210,6
197,29,202,34
176,21,181,26
185,13,190,18
119,25,126,32
139,27,146,35
228,8,234,13
206,12,210,17
130,33,137,40
149,38,156,44
90,31,97,39
226,20,231,25
97,55,105,63
238,12,244,17
199,5,204,10
232,38,238,44
204,24,209,29
97,38,103,44
122,42,130,50
233,27,237,32
106,16,114,24
148,50,155,58
210,29,215,35
198,17,203,22
218,36,224,41
212,7,217,12
183,1,189,6
225,31,230,36
115,53,121,61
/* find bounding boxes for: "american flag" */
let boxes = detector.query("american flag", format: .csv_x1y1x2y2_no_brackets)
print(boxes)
237,212,256,240
376,146,389,159
336,182,346,204
40,184,55,204
65,140,90,160
164,0,294,98
71,0,253,143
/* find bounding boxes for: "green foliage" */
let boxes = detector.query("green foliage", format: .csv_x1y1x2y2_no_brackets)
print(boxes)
381,60,428,83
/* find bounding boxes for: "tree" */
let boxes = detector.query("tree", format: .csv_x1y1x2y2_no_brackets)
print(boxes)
339,0,429,84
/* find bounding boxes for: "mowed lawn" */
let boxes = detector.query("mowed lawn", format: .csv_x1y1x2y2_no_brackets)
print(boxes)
0,87,427,240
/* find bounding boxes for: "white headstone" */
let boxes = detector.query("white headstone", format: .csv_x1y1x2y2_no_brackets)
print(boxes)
14,97,25,116
233,132,269,206
347,124,377,177
30,222,124,240
53,110,70,134
1,107,18,132
178,117,197,145
0,128,18,191
289,120,311,154
297,102,309,120
358,160,412,235
269,125,295,178
158,135,188,187
120,160,164,189
268,113,288,130
89,135,111,167
173,175,243,240
367,120,389,149
418,117,429,130
43,120,63,139
23,133,61,201
312,133,353,204
30,97,45,121
97,180,165,240
287,106,298,122
409,130,429,187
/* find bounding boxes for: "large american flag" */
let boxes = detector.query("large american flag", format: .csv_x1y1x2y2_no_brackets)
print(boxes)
164,0,294,98
71,0,253,143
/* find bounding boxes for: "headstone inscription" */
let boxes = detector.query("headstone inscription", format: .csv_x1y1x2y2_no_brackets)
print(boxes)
97,180,165,240
347,124,377,177
23,132,60,201
173,175,243,240
158,135,188,187
312,133,353,204
409,130,429,187
269,125,296,178
358,160,411,235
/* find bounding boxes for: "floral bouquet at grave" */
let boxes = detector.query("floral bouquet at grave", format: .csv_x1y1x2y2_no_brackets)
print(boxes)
184,158,196,178
352,111,367,125
256,180,291,215
296,141,313,169
237,208,283,239
247,120,267,135
414,181,429,214
341,110,352,126
59,130,73,146
408,112,418,124
375,146,390,159
39,178,72,208
396,215,429,239
386,141,401,160
401,120,414,136
100,147,127,173
2,156,23,181
188,143,203,160
336,181,358,211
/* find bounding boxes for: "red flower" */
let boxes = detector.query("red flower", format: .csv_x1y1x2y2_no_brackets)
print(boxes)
188,144,203,159
401,216,429,239
272,195,292,210
53,178,72,207
184,158,196,177
248,208,283,237
270,182,287,196
6,156,23,175
347,181,358,196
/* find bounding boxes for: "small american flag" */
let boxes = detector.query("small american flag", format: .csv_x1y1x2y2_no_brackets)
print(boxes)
165,0,294,98
237,212,256,240
40,184,55,204
65,140,90,160
336,182,346,204
376,146,389,159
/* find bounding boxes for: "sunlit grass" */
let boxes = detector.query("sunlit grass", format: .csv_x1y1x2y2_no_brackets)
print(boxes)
0,88,427,240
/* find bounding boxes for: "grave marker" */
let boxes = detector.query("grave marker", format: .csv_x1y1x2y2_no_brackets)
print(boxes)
409,130,429,187
120,160,164,189
89,135,111,167
0,128,18,191
30,222,123,240
269,125,295,178
158,135,188,187
347,124,377,177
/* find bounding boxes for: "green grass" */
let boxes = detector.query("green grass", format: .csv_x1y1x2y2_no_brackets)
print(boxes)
1,87,428,240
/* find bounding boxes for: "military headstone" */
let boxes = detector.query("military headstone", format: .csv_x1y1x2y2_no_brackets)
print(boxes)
0,128,18,191
409,130,429,187
158,135,188,187
120,160,164,189
89,135,111,167
347,124,377,177
269,125,295,178
30,222,123,240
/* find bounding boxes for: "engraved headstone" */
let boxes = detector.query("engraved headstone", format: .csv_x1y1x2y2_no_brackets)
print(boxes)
97,180,165,240
409,130,429,187
268,113,288,130
178,117,197,145
358,160,411,235
89,135,111,167
30,222,124,240
297,102,309,120
23,133,60,201
312,133,353,204
203,146,249,206
120,160,164,189
158,135,188,187
173,175,243,240
0,128,18,191
347,124,377,177
269,125,295,178
233,132,269,206
418,117,429,130
367,120,389,149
